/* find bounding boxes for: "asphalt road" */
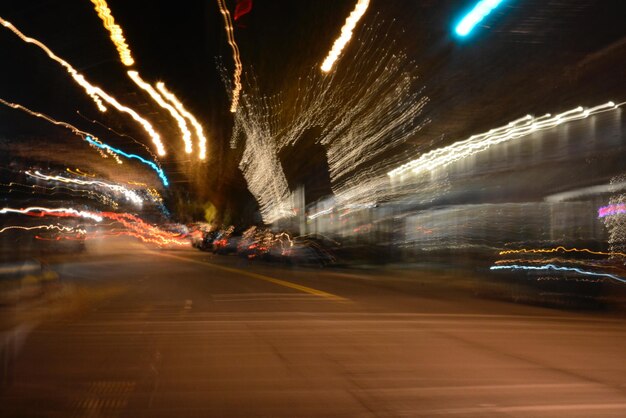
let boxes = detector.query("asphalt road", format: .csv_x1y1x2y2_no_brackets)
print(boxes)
1,243,626,417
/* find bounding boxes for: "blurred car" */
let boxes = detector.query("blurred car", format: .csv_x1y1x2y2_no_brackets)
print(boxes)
283,234,338,266
214,235,241,254
197,231,217,251
189,229,204,248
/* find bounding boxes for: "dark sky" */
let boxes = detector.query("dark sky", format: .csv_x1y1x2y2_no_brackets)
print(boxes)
0,0,624,222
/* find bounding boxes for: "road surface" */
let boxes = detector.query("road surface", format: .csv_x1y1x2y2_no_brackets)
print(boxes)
1,244,626,417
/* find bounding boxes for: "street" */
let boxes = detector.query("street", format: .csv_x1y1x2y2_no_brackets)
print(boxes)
1,243,625,417
1,1,625,416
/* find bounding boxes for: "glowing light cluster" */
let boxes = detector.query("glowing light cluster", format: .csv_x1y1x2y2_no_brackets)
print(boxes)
235,100,294,222
388,102,619,178
599,203,626,218
0,206,102,222
602,174,626,257
321,0,370,72
490,264,626,284
0,17,166,156
156,82,208,160
89,0,134,66
26,171,144,206
455,0,504,37
230,22,429,220
127,71,192,154
216,0,243,112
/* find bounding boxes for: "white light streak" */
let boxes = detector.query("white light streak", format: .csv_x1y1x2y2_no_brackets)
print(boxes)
0,224,86,234
321,0,370,72
26,171,144,206
388,101,618,178
127,71,193,154
0,206,102,222
216,0,243,112
156,82,208,160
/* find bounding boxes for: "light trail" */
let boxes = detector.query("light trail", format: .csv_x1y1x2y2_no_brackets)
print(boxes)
0,16,166,155
87,230,187,246
599,203,626,218
35,234,83,241
0,17,104,111
66,168,96,178
146,187,164,203
498,246,626,258
156,82,208,160
1,181,119,208
0,97,121,164
85,136,170,187
545,181,626,202
0,206,102,222
388,101,619,178
86,2,203,159
26,170,144,206
127,71,192,154
455,0,504,37
89,0,134,66
496,258,618,268
76,111,160,161
96,212,188,246
0,224,86,235
320,0,370,72
0,211,185,247
0,98,168,186
490,264,626,284
216,0,243,112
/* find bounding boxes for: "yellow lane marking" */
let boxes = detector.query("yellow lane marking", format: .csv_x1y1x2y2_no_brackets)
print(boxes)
153,252,348,302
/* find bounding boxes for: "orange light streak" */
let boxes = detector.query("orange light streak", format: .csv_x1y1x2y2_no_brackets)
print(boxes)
89,0,134,66
499,246,626,258
66,168,97,177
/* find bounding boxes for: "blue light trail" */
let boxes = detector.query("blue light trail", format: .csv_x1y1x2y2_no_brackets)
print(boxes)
85,136,169,187
490,264,626,284
455,0,504,37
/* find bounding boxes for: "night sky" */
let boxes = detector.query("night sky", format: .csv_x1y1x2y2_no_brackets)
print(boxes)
0,0,624,223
